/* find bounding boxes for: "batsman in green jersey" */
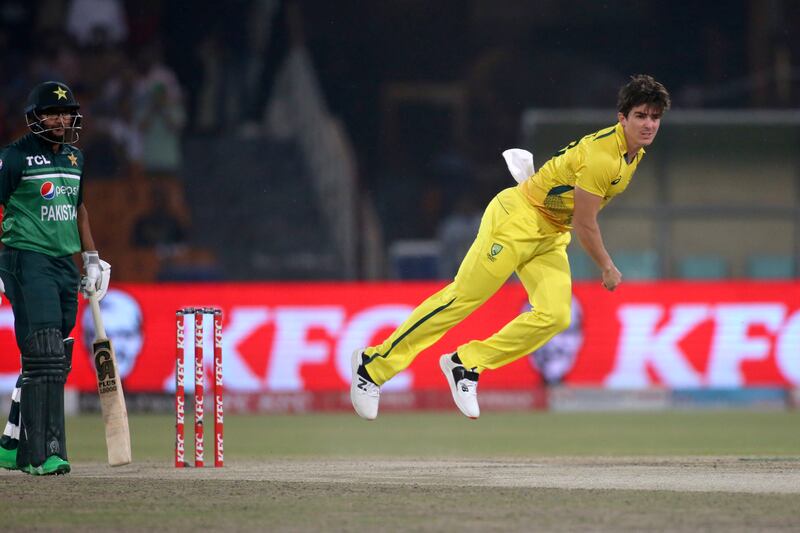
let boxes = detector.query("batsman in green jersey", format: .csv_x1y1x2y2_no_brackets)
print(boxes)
0,81,110,475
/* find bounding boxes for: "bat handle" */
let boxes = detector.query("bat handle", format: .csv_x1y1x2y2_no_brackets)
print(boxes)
89,291,107,339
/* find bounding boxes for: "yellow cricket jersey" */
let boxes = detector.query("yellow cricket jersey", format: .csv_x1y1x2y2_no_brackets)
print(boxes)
518,122,644,231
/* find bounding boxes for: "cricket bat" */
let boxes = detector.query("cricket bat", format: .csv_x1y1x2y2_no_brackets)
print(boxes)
89,290,132,466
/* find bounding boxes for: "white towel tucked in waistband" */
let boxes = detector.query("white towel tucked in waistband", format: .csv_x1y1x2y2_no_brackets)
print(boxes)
501,149,535,184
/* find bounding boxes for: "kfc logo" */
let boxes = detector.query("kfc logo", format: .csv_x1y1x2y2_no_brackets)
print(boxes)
176,394,185,425
215,394,224,424
608,303,798,387
216,433,224,463
175,433,185,463
0,281,786,397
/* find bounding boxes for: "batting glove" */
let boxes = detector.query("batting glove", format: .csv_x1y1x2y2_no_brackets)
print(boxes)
81,252,111,301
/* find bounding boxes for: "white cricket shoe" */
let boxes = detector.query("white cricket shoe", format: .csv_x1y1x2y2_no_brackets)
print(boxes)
439,353,480,419
351,348,380,420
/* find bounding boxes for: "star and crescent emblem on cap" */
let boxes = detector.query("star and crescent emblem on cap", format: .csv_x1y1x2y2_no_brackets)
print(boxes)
53,86,68,100
68,153,78,167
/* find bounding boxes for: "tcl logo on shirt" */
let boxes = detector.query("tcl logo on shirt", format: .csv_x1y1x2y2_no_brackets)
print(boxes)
26,155,52,166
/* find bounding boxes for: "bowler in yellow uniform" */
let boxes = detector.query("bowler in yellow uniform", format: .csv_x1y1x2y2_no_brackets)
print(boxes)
351,74,671,419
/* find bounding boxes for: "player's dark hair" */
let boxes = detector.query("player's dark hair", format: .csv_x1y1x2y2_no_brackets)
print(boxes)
617,75,671,116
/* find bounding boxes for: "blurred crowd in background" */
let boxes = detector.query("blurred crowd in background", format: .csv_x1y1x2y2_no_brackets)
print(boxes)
0,0,291,280
1,0,798,281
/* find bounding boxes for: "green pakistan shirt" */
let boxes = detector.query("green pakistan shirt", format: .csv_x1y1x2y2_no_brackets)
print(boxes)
0,133,84,256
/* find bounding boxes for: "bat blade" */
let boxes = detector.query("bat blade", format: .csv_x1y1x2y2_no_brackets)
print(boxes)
92,336,132,466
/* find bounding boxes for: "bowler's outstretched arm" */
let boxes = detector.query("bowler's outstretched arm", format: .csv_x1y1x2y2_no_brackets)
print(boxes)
573,186,621,291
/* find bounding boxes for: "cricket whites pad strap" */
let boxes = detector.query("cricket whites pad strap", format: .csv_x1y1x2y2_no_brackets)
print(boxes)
21,328,66,384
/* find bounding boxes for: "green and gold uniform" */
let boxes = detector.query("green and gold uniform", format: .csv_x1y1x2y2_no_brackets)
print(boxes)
519,122,642,231
363,122,644,384
0,132,83,350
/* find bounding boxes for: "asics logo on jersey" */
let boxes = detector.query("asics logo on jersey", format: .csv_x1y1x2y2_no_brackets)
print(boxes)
611,176,622,185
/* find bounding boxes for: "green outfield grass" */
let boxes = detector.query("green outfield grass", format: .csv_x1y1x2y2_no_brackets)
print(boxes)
1,411,798,532
68,410,800,461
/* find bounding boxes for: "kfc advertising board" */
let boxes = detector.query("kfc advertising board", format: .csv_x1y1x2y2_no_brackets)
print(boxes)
0,281,797,393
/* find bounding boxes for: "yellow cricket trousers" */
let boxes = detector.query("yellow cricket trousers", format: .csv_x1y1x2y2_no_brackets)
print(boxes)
363,186,573,386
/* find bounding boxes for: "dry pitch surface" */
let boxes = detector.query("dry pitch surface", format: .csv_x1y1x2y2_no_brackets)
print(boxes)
4,457,800,531
78,456,800,493
1,412,798,531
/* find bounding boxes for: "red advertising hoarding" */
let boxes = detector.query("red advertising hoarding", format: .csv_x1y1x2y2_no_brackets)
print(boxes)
0,281,797,393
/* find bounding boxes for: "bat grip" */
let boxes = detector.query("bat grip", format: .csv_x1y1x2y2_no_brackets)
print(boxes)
89,291,107,339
